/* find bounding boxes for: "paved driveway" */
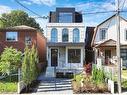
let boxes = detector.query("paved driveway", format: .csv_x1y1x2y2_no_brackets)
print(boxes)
35,77,73,94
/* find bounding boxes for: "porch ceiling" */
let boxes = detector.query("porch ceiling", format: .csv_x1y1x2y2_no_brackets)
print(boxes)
47,42,84,47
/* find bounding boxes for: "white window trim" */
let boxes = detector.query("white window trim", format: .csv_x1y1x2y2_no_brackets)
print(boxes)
6,32,18,42
99,28,107,41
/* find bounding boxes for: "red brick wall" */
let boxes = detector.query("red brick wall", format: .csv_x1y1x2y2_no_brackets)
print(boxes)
37,32,47,63
0,29,46,63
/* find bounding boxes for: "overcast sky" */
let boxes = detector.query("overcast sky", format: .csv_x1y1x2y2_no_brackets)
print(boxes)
0,0,127,35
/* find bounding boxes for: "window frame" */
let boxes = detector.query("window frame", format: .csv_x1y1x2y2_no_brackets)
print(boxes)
58,12,73,23
73,28,80,42
125,29,127,41
6,32,18,42
68,49,81,63
51,28,58,42
25,36,32,45
99,28,107,41
62,28,69,42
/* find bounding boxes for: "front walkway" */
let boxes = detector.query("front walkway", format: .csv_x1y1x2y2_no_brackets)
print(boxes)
34,74,73,94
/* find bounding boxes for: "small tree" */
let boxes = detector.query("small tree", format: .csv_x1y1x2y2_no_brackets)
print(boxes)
0,47,22,75
22,46,31,85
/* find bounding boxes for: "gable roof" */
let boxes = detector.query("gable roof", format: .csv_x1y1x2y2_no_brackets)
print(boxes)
95,39,116,48
0,25,36,31
91,14,127,46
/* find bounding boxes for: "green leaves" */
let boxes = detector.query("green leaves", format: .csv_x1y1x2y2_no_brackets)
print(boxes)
92,65,105,84
22,45,39,85
0,10,42,31
0,47,22,75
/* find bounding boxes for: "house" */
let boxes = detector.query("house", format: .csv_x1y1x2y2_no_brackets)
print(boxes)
0,25,47,64
46,8,85,77
91,15,127,67
85,27,95,64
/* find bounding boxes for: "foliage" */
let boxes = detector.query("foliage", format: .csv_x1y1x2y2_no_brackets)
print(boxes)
0,75,17,93
73,73,84,83
22,45,39,85
92,66,105,84
122,80,127,88
0,10,42,31
0,47,22,75
22,46,31,84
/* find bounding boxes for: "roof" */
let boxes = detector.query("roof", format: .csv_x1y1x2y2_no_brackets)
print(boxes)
95,39,116,48
91,14,127,46
0,25,36,30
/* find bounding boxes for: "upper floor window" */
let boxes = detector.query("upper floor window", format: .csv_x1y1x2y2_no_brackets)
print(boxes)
51,28,58,42
6,32,18,42
73,28,79,42
25,36,32,45
59,12,72,23
99,28,107,40
62,28,68,42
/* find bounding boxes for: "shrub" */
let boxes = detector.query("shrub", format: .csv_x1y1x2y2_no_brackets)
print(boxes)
92,65,105,84
0,47,22,74
22,45,39,86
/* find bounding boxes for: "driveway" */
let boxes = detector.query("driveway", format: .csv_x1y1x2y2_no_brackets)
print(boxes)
34,77,73,94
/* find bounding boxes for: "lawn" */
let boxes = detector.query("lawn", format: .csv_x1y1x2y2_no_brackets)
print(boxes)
0,75,18,93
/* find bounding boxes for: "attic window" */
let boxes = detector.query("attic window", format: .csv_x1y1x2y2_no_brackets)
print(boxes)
99,28,107,40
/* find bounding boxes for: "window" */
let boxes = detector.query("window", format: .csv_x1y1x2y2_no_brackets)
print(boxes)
68,49,81,63
59,12,72,23
51,28,58,42
99,28,107,40
6,32,18,41
125,30,127,40
121,49,127,60
73,28,79,42
25,36,32,45
62,28,68,42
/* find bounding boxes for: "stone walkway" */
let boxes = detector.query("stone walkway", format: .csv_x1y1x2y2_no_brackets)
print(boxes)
34,76,73,94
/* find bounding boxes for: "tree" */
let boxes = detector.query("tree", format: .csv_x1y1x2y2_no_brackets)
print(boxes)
0,10,42,31
0,47,22,75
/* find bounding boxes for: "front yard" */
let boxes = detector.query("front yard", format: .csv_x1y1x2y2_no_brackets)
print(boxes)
0,75,18,93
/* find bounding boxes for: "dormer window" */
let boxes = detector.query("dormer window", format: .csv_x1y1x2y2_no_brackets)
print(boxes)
99,28,107,40
59,12,72,23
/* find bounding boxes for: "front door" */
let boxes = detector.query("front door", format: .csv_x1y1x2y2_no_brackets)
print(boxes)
51,49,58,67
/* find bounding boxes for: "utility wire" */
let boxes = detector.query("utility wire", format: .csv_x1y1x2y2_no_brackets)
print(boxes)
121,0,127,10
14,0,48,19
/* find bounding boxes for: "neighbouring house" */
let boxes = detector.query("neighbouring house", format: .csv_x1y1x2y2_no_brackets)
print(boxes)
46,8,85,77
85,27,95,64
91,14,127,67
0,25,47,64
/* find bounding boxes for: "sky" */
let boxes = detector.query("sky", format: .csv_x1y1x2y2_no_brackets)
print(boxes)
0,0,127,35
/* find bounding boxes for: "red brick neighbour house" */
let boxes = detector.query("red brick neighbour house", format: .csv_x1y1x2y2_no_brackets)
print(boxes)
0,25,47,65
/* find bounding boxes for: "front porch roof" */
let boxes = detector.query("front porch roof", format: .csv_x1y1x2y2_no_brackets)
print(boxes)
95,39,116,48
47,42,84,47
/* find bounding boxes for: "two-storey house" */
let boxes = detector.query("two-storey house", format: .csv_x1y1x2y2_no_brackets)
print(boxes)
91,15,127,67
46,8,85,77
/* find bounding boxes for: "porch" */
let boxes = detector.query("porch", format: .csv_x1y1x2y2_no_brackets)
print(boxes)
46,43,84,77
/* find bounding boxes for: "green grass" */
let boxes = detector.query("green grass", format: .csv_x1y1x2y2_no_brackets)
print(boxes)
0,75,18,93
